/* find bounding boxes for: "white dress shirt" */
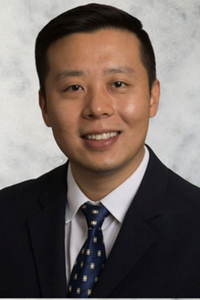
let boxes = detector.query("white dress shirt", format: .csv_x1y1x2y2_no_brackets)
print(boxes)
65,146,149,283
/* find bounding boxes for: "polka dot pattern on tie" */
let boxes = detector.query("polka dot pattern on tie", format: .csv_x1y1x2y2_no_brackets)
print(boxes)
67,203,109,298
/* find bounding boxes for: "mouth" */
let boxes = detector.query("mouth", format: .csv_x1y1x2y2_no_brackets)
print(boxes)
83,131,120,141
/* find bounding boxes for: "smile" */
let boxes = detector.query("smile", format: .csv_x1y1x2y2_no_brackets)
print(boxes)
84,131,119,140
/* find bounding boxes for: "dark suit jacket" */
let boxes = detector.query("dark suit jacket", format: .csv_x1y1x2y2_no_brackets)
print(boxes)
0,146,200,298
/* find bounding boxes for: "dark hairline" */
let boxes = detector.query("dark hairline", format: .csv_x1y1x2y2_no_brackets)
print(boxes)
40,28,154,98
35,4,156,98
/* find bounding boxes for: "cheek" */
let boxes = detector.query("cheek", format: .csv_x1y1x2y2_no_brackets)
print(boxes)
119,97,150,124
47,107,74,137
47,100,79,126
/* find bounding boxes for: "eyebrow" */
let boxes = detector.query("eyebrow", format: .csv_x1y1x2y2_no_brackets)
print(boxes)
56,67,135,81
56,70,85,80
103,67,136,75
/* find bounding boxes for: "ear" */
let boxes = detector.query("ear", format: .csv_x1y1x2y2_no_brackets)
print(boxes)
149,79,160,118
39,90,51,127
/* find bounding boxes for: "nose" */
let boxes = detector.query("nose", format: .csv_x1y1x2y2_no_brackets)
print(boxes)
82,86,114,119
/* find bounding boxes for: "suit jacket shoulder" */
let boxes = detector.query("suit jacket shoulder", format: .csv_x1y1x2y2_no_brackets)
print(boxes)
0,163,67,199
0,163,68,298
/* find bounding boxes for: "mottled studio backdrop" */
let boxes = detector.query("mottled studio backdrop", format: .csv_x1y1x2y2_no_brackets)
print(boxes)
0,0,200,189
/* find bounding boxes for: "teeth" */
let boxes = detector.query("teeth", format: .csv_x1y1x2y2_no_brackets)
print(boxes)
85,132,118,140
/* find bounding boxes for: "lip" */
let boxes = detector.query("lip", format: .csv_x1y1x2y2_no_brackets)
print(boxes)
81,129,121,137
81,130,121,150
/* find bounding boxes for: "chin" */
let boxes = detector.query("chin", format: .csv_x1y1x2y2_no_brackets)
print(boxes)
79,159,124,174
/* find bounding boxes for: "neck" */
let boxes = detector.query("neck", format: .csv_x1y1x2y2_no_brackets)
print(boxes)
70,150,145,201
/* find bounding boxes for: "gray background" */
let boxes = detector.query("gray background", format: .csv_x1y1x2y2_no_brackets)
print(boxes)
0,0,200,188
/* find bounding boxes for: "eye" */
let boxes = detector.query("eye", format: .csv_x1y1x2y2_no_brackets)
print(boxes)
112,81,126,88
65,85,83,92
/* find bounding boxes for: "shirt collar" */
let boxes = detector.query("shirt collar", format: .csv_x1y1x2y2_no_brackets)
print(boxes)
66,146,149,224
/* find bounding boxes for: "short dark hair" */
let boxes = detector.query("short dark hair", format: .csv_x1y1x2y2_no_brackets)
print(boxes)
35,3,156,97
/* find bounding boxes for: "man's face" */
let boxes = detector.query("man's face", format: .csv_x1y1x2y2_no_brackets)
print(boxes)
40,29,160,178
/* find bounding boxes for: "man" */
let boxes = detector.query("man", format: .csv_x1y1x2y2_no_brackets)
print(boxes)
0,3,200,298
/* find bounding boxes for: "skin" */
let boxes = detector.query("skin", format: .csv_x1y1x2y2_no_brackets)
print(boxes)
39,29,160,201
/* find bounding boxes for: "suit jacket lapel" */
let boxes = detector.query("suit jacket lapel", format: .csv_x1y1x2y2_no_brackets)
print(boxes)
91,203,158,297
91,147,169,297
27,164,68,298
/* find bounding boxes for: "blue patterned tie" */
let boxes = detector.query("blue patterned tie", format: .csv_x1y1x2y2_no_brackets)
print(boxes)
67,203,109,298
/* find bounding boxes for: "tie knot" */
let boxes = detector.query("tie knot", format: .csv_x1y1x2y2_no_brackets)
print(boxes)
81,203,109,229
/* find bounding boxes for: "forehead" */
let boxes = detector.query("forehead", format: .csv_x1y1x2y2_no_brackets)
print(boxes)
47,28,141,63
45,28,147,83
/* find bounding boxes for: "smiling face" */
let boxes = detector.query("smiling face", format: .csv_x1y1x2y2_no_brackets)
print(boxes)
39,28,160,182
